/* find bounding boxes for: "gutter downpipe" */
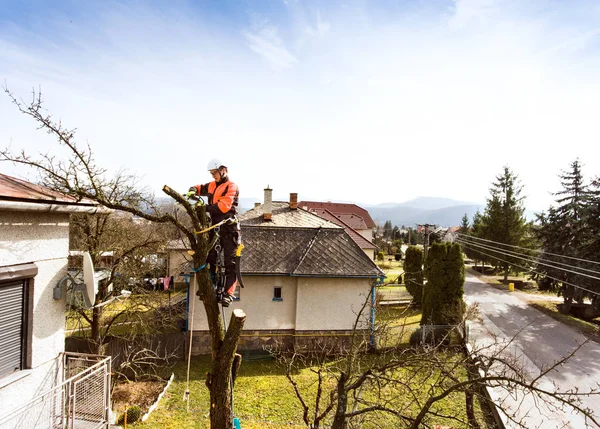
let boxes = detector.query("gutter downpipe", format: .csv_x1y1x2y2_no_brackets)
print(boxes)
370,276,385,349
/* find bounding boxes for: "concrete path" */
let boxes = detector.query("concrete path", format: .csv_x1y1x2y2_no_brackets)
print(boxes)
464,273,600,429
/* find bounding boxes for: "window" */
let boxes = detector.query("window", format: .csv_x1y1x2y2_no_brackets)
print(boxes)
273,286,282,301
233,286,241,301
0,264,36,379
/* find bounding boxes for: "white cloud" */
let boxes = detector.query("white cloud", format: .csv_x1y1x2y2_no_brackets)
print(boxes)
243,16,297,70
448,0,502,29
2,1,600,214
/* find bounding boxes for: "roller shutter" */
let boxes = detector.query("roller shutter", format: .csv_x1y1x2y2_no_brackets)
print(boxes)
0,281,26,378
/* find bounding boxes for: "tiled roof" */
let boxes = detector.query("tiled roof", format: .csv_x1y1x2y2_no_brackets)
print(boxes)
241,226,383,278
310,208,376,250
334,213,368,230
239,202,341,229
297,201,376,229
0,173,96,206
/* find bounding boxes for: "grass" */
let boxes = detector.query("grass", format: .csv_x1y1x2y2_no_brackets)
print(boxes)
377,258,404,283
131,350,486,429
376,304,422,347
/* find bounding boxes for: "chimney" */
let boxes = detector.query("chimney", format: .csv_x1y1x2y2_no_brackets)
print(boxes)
263,186,273,221
254,202,261,208
289,193,298,210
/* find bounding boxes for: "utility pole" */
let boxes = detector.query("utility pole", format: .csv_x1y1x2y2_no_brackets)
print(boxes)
418,223,436,261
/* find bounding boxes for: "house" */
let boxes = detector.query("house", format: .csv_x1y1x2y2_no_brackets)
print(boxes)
0,173,112,427
183,188,384,354
298,200,377,242
307,207,377,260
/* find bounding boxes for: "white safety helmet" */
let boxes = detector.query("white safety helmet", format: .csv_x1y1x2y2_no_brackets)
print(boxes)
207,158,227,171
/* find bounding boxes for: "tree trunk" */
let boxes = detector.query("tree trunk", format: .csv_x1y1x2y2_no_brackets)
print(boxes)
91,306,102,354
331,373,348,429
562,285,574,314
503,263,509,283
206,308,246,428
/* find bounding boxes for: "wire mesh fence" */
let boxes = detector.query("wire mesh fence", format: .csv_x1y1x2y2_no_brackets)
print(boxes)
0,352,111,429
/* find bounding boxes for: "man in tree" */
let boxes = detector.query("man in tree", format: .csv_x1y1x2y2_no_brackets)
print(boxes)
188,158,241,306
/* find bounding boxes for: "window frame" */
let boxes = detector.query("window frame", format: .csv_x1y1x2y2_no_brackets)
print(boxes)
0,263,36,379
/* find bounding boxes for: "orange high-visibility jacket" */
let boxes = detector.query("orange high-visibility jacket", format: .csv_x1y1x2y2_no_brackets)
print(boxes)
192,178,239,223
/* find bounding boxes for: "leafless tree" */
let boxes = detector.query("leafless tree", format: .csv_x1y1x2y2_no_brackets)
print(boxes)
275,298,600,429
67,212,177,354
1,87,245,429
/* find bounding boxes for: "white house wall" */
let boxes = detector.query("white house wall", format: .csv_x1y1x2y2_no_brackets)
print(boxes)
0,211,69,411
190,275,298,331
357,228,374,241
295,277,372,331
190,276,372,332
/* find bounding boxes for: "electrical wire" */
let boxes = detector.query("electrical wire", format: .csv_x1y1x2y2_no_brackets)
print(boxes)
456,233,600,267
456,239,600,298
456,237,600,282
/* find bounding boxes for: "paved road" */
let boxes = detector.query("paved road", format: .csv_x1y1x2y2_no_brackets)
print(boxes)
464,273,600,429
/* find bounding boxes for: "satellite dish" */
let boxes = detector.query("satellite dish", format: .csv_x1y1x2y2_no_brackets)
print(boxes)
80,251,99,309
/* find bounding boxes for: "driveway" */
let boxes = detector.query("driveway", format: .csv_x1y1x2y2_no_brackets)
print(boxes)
464,273,600,428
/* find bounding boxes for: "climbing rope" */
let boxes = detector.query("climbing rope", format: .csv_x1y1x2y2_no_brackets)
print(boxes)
183,263,206,411
183,271,196,411
194,217,239,235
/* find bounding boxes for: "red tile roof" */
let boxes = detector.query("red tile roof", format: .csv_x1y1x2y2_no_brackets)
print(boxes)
297,201,376,228
0,173,95,206
310,208,376,250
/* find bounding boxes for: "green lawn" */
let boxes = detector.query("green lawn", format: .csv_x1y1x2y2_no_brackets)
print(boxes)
130,301,488,429
131,351,486,429
377,258,404,284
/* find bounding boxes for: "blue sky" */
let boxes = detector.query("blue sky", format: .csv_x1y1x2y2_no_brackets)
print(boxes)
1,0,600,213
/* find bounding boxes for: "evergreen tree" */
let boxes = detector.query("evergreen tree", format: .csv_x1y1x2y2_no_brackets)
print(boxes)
383,220,393,240
422,242,466,325
581,176,600,313
392,225,400,240
459,214,470,235
535,160,590,312
403,246,424,307
481,166,528,281
464,210,484,267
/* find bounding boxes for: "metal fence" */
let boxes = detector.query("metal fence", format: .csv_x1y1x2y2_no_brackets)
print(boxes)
0,352,111,429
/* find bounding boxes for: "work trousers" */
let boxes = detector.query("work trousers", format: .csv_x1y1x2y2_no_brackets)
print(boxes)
207,224,240,296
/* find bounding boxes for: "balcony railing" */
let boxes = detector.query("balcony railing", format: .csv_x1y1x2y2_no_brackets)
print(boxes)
0,352,111,429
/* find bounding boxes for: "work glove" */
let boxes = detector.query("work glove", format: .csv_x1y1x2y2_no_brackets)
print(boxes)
184,186,199,199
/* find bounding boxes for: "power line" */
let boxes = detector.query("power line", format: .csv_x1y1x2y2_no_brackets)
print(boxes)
457,240,600,298
456,236,600,280
456,233,600,267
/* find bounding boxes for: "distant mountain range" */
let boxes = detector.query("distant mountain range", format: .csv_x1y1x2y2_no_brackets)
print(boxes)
159,195,536,228
363,197,484,228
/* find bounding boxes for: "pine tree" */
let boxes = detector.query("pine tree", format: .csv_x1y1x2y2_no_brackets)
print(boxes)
383,220,393,240
536,160,590,312
464,210,485,268
481,166,528,281
459,214,470,235
403,246,424,307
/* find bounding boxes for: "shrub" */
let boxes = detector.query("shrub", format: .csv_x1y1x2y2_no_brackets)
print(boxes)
377,251,385,261
117,405,142,425
422,242,465,326
403,246,423,306
394,251,403,261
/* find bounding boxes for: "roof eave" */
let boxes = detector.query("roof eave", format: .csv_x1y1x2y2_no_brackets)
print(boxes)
0,200,111,214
